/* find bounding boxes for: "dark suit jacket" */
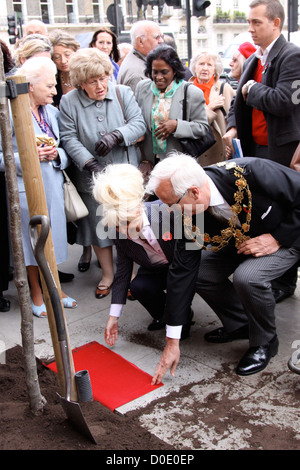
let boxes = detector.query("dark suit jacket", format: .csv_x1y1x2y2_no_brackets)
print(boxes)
165,157,300,326
111,200,177,305
227,35,300,166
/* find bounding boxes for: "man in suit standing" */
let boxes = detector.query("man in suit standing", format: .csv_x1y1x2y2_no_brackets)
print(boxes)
117,20,164,92
92,163,192,347
146,154,300,383
223,0,300,302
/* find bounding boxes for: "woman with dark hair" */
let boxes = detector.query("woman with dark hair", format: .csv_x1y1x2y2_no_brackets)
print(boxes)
89,27,120,82
1,39,14,74
135,45,209,163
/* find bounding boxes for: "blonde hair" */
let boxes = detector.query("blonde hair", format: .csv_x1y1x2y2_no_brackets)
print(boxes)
49,30,80,52
93,164,145,227
68,48,113,88
190,50,223,80
13,34,52,66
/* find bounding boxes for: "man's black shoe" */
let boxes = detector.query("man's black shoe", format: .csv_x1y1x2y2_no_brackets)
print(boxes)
148,319,166,331
0,296,10,312
58,271,74,283
204,325,249,343
272,288,295,304
235,335,279,376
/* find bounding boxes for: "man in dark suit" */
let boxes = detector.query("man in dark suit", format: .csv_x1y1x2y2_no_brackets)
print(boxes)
92,163,192,347
224,0,300,301
146,154,300,383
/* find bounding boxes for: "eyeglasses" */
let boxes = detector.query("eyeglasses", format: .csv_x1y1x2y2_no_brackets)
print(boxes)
85,76,108,87
139,34,164,41
152,34,164,40
166,190,188,208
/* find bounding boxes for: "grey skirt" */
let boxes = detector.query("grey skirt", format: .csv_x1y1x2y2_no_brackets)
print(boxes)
76,191,113,248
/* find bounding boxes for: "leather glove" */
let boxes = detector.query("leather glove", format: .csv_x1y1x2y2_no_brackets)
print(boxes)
84,158,104,174
94,130,124,157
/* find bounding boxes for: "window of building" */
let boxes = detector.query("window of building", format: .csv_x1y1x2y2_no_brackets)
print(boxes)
12,0,22,27
217,33,223,48
92,1,100,23
197,39,207,49
66,0,75,23
40,0,50,23
12,0,22,15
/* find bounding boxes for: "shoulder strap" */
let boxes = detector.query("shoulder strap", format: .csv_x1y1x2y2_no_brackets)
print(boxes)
219,81,227,117
219,81,225,95
182,83,192,121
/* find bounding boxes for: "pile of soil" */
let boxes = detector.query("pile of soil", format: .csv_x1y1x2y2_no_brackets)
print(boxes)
0,346,175,450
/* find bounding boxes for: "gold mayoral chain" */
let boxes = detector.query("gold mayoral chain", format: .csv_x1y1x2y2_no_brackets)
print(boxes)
183,162,252,252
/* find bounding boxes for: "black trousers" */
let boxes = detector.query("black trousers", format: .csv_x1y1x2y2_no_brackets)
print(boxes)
129,265,169,320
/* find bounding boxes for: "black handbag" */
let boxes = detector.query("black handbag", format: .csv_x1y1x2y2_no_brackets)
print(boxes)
178,83,216,159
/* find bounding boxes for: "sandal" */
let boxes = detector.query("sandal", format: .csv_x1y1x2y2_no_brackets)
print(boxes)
31,300,47,318
95,284,111,299
62,296,77,308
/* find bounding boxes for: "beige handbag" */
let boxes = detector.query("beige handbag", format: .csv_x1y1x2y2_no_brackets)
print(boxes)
62,170,89,222
290,143,300,172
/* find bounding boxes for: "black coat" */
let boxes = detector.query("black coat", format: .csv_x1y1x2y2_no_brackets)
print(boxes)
227,35,300,166
165,157,300,326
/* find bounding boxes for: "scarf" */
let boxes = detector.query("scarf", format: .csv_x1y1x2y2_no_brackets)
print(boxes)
151,79,184,154
193,75,215,105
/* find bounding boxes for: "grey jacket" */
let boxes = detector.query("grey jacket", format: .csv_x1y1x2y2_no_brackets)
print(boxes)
135,79,210,164
117,48,147,92
58,82,146,193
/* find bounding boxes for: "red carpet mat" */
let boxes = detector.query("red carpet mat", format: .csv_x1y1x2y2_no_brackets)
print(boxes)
45,341,163,411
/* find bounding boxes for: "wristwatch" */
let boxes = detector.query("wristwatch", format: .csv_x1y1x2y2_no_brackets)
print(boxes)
243,80,256,95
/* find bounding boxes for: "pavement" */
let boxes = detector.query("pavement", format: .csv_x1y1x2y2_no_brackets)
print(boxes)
1,242,300,450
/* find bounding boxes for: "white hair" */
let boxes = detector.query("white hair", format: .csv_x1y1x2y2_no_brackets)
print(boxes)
146,152,208,197
24,19,48,36
130,20,160,46
118,42,133,58
16,56,57,85
93,163,145,227
190,50,223,80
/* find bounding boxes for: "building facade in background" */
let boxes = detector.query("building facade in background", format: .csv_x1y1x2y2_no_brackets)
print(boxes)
0,0,296,60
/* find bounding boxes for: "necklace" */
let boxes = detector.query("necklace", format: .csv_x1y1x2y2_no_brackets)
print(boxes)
183,164,252,252
60,72,72,88
31,110,48,134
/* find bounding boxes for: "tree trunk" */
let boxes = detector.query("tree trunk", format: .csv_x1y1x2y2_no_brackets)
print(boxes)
0,50,46,413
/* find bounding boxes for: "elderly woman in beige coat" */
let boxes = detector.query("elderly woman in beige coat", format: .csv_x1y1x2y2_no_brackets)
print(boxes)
190,50,236,166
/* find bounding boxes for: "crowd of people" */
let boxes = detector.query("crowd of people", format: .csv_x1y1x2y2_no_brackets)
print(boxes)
1,0,300,380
